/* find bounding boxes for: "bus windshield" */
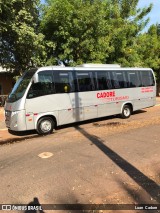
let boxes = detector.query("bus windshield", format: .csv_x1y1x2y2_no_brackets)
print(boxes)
7,69,36,103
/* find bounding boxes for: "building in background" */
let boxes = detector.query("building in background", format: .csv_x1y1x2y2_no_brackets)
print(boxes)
0,66,14,95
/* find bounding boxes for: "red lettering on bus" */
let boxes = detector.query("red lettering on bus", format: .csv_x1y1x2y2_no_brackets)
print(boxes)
97,91,115,99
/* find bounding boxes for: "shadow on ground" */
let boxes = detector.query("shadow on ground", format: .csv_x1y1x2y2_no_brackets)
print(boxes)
8,129,38,136
57,109,146,130
0,130,41,145
75,126,160,204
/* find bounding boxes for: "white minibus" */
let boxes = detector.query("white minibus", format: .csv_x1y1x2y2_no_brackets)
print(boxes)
5,64,156,135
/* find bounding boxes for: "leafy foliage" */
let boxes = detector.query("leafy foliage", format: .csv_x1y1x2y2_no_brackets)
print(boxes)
1,0,160,91
136,25,160,94
0,0,47,74
40,0,153,67
40,0,112,65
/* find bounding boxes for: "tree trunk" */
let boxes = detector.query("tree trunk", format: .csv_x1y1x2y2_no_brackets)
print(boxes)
156,83,160,96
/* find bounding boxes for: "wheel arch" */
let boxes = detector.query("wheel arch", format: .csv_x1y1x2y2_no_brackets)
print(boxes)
121,102,133,114
35,114,57,129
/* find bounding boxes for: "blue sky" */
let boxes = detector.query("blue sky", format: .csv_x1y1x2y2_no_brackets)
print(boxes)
138,0,160,30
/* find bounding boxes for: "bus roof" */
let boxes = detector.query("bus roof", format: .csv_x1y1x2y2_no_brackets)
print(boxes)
37,65,152,72
76,64,121,68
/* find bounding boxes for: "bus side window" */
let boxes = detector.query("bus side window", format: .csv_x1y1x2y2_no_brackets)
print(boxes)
69,72,76,92
106,72,113,89
54,71,75,93
76,72,94,92
38,71,54,95
93,72,99,90
141,71,155,87
148,71,155,86
27,71,54,98
114,71,127,88
111,72,120,89
128,73,136,87
96,71,112,90
127,71,141,88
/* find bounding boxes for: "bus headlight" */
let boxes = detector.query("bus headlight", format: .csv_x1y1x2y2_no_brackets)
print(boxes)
11,111,20,116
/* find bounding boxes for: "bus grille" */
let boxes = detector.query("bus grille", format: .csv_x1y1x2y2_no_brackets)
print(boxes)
5,110,11,127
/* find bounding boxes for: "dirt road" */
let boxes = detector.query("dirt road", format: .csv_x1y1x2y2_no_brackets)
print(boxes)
0,105,160,213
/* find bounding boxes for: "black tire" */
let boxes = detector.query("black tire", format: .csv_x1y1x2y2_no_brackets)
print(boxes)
121,105,132,119
37,117,54,135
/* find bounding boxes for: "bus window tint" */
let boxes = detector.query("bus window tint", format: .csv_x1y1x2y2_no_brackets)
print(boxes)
115,71,127,88
54,71,75,93
93,72,98,90
77,72,93,92
111,72,120,89
38,71,52,83
96,72,112,90
38,71,54,94
149,71,155,86
27,71,54,98
68,72,76,92
141,71,155,86
127,71,141,87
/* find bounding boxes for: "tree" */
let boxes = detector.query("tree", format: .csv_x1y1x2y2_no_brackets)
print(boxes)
106,0,152,66
136,25,160,95
0,0,47,74
40,0,152,66
0,0,155,76
41,0,115,65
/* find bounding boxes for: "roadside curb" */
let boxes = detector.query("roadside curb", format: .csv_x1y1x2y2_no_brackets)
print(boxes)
0,129,40,146
0,132,40,145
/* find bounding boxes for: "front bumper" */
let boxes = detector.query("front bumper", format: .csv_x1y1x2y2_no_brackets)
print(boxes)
5,110,27,131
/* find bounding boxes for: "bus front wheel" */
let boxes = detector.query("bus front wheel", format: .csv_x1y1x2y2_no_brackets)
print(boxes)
37,117,55,135
121,105,132,119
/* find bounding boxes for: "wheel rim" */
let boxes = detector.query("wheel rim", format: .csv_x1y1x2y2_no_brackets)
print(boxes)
40,120,52,132
124,108,130,117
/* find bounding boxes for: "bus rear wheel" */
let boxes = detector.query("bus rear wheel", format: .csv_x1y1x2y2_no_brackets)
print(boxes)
37,117,55,135
121,105,132,119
